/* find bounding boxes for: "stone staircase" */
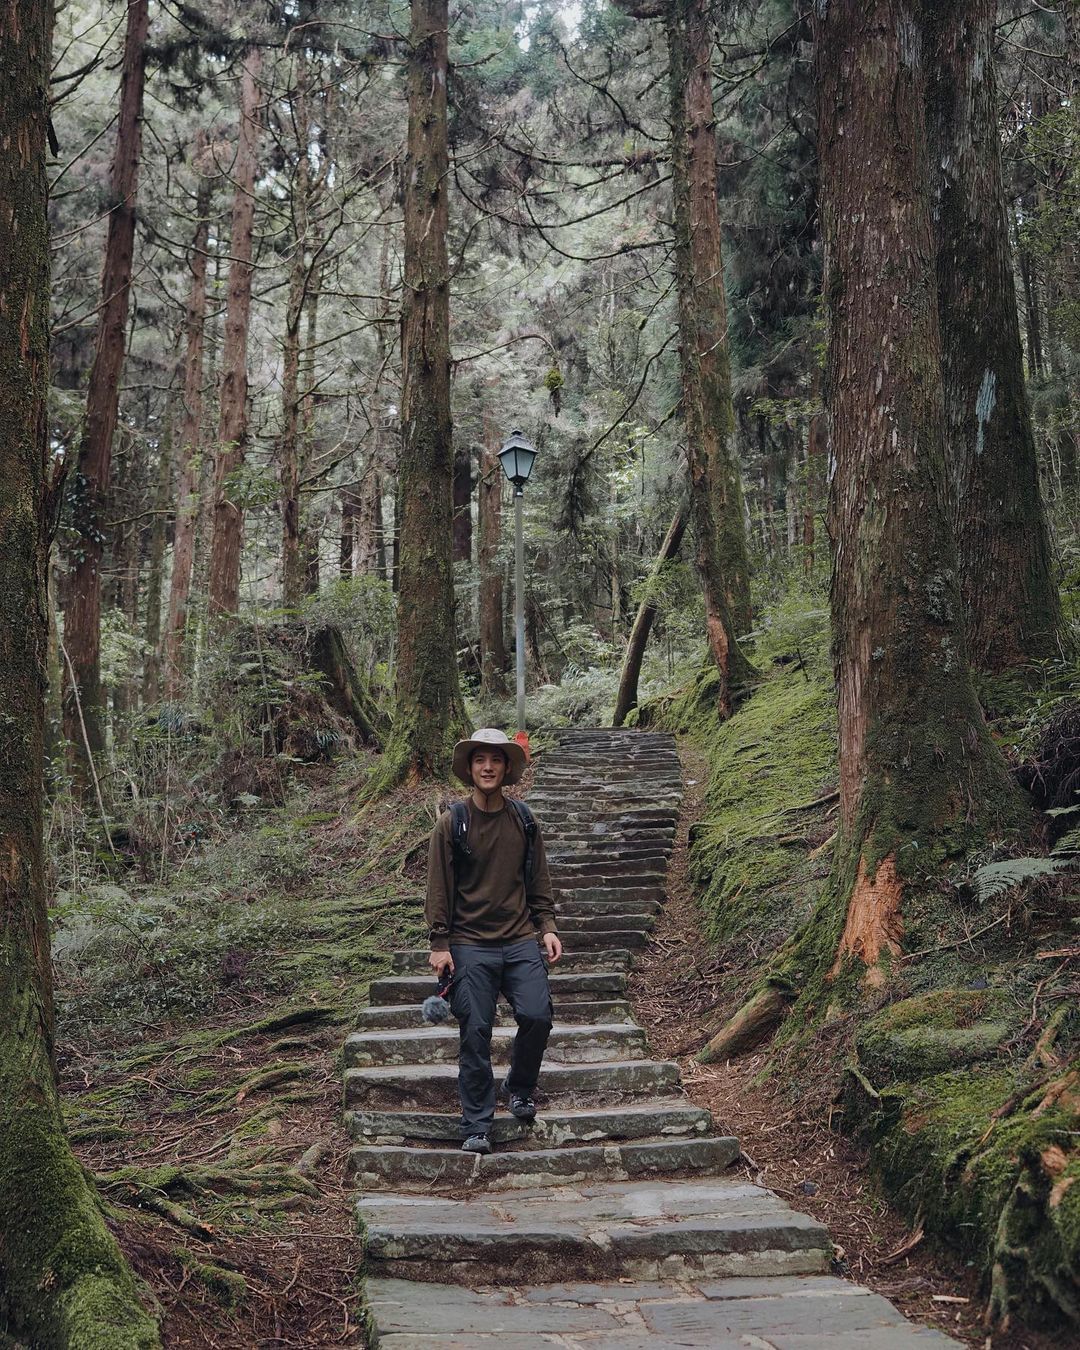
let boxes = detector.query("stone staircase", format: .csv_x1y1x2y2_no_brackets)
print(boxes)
346,729,958,1347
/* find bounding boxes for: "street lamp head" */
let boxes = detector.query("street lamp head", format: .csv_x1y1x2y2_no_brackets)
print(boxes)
497,429,538,495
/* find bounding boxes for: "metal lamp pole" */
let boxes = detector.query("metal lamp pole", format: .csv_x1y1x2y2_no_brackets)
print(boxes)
497,430,538,736
513,483,526,733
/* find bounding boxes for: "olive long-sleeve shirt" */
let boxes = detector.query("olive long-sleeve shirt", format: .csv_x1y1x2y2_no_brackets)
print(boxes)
425,800,557,951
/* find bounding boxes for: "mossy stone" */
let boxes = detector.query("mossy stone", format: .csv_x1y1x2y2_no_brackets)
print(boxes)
857,988,1017,1082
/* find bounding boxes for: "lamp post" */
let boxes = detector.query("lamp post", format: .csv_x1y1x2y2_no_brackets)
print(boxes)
497,430,538,736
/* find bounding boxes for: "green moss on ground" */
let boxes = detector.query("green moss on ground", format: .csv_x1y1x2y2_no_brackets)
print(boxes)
670,602,1080,1330
847,1060,1079,1326
856,989,1017,1081
672,660,837,949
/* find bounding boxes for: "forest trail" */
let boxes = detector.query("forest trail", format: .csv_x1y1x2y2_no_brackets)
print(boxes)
343,731,958,1347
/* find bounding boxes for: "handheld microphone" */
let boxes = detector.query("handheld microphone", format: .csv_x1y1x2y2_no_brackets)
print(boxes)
421,966,454,1024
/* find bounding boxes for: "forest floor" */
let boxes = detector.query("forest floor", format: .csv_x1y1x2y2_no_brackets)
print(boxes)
631,742,1060,1350
51,729,1066,1347
54,751,435,1349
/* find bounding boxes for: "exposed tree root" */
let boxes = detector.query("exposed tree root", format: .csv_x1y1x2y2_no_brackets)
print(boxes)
696,981,794,1063
101,1161,320,1239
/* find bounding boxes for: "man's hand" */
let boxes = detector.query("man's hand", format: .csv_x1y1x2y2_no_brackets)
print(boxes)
542,932,563,964
429,950,454,977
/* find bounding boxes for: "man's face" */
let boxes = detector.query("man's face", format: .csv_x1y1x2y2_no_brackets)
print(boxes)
470,748,508,792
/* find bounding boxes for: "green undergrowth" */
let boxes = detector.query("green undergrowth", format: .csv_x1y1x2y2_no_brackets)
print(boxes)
48,746,435,1320
650,596,1080,1330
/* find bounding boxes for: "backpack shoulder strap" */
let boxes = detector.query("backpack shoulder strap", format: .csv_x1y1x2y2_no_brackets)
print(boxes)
448,799,471,857
509,798,536,837
508,799,537,888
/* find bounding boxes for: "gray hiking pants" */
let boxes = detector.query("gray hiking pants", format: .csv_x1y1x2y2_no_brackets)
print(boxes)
448,937,554,1137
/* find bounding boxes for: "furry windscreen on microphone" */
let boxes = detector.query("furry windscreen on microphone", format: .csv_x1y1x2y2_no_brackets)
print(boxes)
422,994,452,1024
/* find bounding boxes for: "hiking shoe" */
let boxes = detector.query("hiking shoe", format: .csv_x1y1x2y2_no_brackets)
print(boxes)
501,1077,537,1122
461,1133,491,1155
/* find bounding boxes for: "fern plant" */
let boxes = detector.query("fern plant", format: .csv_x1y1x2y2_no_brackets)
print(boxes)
969,856,1068,906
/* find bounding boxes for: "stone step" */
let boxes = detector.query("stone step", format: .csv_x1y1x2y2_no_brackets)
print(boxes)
541,794,679,803
369,971,627,1005
546,826,676,841
540,810,678,828
548,846,670,864
555,885,666,907
357,999,632,1031
359,1179,831,1283
346,1099,713,1145
556,896,662,918
345,1058,681,1109
552,910,656,932
550,860,668,881
349,1134,740,1191
557,926,650,950
390,948,632,975
543,789,678,797
364,1275,963,1348
344,1022,648,1068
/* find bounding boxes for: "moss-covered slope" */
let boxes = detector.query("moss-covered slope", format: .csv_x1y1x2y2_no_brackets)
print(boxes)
657,647,1080,1332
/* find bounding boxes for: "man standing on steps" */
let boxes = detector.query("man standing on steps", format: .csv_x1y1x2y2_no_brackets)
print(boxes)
426,728,563,1155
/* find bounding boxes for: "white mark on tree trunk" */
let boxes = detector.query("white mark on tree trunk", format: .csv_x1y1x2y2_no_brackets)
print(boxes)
975,368,996,456
898,10,921,69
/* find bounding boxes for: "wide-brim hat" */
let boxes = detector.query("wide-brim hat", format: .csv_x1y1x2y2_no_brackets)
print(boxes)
452,728,527,787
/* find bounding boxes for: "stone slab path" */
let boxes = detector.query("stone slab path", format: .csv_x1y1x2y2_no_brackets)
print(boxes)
346,729,959,1348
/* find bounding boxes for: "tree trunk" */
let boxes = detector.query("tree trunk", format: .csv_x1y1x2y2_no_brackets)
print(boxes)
926,0,1062,671
452,444,473,563
207,52,261,625
110,427,144,733
371,0,466,787
162,150,213,700
339,489,356,578
665,0,755,716
300,256,322,596
142,402,174,705
803,408,825,574
478,436,508,697
355,461,383,574
1016,227,1045,380
62,0,149,781
0,4,158,1338
280,133,310,608
816,0,1024,977
612,500,689,727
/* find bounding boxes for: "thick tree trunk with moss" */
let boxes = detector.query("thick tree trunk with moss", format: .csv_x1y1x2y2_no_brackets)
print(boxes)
372,0,466,787
701,0,1030,1067
0,7,158,1341
926,0,1062,671
816,0,1025,976
207,52,261,625
665,0,755,716
163,153,213,699
612,501,688,727
62,0,148,780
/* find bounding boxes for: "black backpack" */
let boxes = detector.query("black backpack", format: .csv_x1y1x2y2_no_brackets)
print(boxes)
448,798,538,892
